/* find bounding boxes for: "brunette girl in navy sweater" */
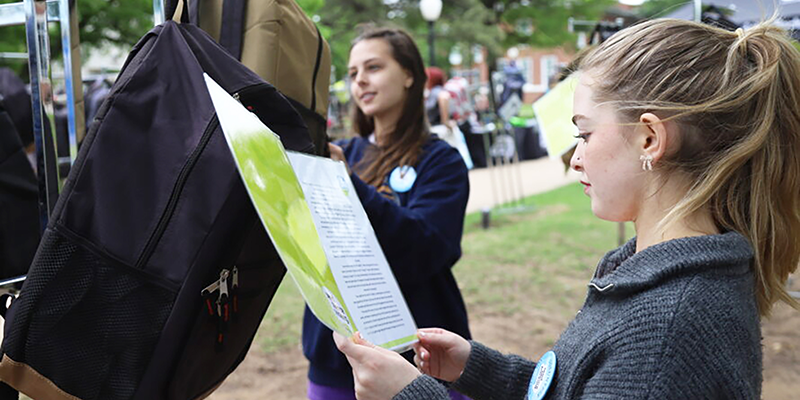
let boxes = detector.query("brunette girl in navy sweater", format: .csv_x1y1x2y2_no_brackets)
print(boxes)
302,27,472,400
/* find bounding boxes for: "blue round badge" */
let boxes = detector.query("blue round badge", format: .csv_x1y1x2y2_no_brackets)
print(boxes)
527,351,557,400
389,166,417,193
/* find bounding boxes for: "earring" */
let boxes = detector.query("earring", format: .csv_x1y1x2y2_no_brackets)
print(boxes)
639,154,653,171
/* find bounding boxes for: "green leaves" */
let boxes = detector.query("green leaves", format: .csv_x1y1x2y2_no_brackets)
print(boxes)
77,0,153,47
0,0,618,82
313,0,613,80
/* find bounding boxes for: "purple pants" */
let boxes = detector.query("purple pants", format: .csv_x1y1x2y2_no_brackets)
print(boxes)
308,380,471,400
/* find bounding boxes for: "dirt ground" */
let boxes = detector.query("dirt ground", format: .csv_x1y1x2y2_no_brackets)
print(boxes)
210,278,800,400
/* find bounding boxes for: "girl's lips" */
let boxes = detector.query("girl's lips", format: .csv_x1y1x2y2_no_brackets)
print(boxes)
581,181,591,194
360,92,376,102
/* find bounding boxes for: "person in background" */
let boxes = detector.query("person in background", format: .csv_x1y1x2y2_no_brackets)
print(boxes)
302,27,472,400
424,66,450,129
334,18,800,400
423,68,475,169
499,60,524,107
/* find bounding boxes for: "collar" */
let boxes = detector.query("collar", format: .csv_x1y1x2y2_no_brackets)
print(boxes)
588,231,754,295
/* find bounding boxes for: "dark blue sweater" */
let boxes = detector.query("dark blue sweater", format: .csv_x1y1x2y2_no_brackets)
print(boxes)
302,136,472,388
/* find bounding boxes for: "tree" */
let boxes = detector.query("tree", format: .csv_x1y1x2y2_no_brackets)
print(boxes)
306,0,503,80
0,0,615,81
304,0,613,80
498,0,615,48
77,0,154,50
301,0,391,79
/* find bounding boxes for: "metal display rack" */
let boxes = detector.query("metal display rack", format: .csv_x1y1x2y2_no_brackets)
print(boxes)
0,0,165,289
0,0,83,229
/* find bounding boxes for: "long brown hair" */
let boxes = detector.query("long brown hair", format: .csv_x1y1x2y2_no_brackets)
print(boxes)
580,18,800,316
350,27,430,187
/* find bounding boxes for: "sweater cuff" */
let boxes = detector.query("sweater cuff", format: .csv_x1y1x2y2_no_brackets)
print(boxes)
392,375,451,400
451,341,535,400
349,172,380,211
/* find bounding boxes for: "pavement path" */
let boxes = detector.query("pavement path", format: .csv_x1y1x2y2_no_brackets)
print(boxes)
466,157,580,214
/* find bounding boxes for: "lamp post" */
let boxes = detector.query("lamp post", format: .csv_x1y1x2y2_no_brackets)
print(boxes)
420,0,442,66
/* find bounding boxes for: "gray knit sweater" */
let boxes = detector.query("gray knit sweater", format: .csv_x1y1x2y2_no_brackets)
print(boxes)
394,232,762,399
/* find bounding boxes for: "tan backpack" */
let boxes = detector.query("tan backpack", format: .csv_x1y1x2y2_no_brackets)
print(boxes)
191,0,332,156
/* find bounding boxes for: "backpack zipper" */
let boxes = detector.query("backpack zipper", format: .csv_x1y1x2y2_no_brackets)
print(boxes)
135,115,220,268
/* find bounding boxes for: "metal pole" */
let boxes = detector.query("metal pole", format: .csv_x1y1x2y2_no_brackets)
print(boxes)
428,20,435,66
512,141,524,207
25,0,60,230
0,52,28,59
694,0,702,22
58,0,83,171
153,0,165,25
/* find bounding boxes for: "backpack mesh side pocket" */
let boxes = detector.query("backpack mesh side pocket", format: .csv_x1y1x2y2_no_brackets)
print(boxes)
2,228,177,400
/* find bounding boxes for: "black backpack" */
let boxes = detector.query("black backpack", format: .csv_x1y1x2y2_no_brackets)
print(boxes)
0,7,312,399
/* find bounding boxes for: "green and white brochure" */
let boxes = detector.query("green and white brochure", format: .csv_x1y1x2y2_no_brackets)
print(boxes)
533,73,579,159
204,74,418,352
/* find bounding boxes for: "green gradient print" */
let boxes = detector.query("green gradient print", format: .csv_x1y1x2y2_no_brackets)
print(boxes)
204,74,355,335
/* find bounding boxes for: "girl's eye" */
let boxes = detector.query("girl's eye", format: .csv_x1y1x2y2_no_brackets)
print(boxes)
368,65,380,71
349,71,357,79
573,133,591,142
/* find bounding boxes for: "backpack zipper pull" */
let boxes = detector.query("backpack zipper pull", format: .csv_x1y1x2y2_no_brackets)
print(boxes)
233,91,255,112
218,269,230,323
201,280,220,318
216,269,230,352
231,266,239,318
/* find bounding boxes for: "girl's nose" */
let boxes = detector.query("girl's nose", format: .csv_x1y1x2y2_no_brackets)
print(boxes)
354,70,367,85
570,145,583,172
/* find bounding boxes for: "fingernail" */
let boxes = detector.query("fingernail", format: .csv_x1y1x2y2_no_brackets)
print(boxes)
418,331,426,337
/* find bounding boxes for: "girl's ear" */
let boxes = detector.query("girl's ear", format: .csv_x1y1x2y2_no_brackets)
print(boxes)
403,68,414,89
637,113,669,163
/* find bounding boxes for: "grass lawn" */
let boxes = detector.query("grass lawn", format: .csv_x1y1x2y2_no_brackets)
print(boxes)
215,182,799,400
255,182,628,353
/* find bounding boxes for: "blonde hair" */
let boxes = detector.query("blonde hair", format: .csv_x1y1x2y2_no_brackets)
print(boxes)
580,18,800,317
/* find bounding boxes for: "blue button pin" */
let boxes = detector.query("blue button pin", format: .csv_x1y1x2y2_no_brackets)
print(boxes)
527,351,556,400
389,166,417,193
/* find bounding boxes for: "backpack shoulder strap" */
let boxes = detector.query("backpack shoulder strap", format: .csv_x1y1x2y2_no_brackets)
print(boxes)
310,25,323,113
188,0,200,25
219,0,247,59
